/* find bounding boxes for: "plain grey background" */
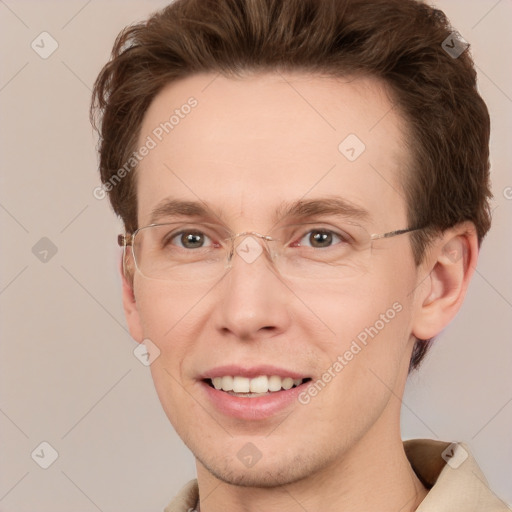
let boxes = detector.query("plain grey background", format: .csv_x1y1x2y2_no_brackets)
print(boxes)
1,0,511,510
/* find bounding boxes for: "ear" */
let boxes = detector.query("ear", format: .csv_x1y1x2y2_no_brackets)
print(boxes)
412,222,479,340
120,255,144,343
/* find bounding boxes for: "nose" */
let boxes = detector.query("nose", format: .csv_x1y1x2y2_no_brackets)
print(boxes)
213,234,292,341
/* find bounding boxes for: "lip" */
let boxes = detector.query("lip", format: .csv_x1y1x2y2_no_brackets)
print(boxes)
198,364,307,380
197,365,312,421
200,380,311,420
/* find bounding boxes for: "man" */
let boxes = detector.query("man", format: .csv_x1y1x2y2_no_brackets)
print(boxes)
90,0,509,510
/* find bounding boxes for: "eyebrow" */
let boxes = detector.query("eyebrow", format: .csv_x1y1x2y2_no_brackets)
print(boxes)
148,197,370,226
273,197,370,224
150,199,212,224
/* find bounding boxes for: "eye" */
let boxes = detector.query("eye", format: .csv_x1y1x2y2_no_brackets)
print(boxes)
297,228,347,249
167,230,214,249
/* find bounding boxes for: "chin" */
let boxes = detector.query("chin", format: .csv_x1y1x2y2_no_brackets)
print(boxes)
195,449,322,488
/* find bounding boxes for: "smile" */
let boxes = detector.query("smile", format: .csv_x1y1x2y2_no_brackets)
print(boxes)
206,375,310,396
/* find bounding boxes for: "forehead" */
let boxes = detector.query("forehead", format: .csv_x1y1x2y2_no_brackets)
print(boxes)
135,72,410,229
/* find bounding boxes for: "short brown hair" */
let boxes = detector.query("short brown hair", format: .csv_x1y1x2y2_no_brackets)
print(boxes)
91,0,492,371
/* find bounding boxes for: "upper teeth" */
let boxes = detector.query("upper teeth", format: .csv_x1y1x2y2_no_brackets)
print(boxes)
211,375,304,393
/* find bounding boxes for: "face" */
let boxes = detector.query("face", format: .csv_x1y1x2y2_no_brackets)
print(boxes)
125,72,425,486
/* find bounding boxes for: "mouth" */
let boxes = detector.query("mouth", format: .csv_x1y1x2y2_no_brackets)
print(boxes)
203,375,312,397
198,366,314,420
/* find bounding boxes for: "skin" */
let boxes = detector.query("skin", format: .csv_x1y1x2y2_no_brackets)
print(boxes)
121,72,478,511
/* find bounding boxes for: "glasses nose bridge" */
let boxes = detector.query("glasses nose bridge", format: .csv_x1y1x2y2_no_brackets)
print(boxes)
227,230,277,265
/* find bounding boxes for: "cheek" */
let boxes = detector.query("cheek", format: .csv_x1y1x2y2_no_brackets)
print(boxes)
293,269,411,339
134,277,209,340
299,295,412,430
134,280,207,430
311,293,410,381
297,261,416,394
133,279,204,396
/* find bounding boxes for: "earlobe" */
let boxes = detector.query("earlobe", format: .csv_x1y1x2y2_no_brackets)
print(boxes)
412,223,479,340
120,257,144,343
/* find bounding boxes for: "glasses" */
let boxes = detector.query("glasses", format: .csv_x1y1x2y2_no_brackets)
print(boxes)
118,220,422,282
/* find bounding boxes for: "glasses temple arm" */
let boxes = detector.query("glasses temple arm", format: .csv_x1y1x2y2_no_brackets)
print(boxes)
370,226,424,241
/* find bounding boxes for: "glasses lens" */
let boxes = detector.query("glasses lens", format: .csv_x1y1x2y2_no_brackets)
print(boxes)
271,221,372,280
131,221,373,281
133,223,231,281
